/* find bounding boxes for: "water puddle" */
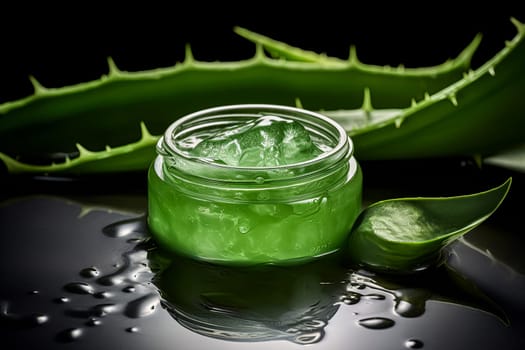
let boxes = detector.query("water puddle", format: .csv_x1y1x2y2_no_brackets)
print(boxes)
1,196,523,349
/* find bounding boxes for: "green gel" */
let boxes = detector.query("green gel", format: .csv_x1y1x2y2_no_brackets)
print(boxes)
148,104,362,265
179,115,325,167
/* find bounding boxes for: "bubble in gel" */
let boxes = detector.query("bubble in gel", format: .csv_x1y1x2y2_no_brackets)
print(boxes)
257,191,270,200
237,218,251,234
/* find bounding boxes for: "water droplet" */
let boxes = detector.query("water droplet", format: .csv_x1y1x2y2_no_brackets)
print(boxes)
92,303,120,317
64,282,95,295
86,317,102,327
302,319,326,329
357,317,395,330
103,217,146,238
54,297,70,304
340,292,361,305
294,331,323,344
56,327,84,343
80,266,100,278
94,291,113,299
97,250,149,286
255,176,265,184
123,286,136,293
126,326,140,333
351,282,366,290
238,225,249,234
395,299,425,318
127,238,143,244
0,301,50,328
29,290,40,295
125,293,160,318
32,313,49,325
364,294,386,300
405,338,424,348
392,288,430,318
98,273,125,286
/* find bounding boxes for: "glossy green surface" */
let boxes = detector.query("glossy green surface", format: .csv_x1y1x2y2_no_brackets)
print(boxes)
347,178,512,273
148,156,362,265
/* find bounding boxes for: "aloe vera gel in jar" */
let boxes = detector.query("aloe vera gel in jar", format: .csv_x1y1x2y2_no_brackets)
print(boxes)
148,104,362,265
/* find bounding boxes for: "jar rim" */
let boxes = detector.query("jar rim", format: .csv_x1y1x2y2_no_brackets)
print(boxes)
161,104,352,173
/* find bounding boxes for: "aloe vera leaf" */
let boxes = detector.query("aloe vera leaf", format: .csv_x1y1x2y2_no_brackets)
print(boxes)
0,122,158,174
233,26,480,70
0,28,478,159
0,107,395,175
233,26,335,63
1,20,522,175
325,17,525,160
346,177,512,273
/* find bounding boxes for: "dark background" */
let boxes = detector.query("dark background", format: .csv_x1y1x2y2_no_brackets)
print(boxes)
0,5,523,104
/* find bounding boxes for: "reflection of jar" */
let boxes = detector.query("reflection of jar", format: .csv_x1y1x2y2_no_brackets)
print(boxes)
149,249,347,344
148,104,362,265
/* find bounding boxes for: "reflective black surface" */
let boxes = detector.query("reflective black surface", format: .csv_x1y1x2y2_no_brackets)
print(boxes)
1,159,524,349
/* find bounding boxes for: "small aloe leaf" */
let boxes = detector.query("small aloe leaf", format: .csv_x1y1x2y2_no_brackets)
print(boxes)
347,178,512,274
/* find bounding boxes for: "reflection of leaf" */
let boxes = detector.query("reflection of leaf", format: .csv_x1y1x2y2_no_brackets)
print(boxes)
347,178,512,273
354,264,509,325
438,265,510,326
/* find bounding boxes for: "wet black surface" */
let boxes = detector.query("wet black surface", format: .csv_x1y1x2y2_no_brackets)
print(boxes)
0,158,524,349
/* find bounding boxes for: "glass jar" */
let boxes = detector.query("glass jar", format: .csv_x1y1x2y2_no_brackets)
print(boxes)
148,104,362,265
